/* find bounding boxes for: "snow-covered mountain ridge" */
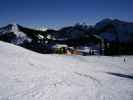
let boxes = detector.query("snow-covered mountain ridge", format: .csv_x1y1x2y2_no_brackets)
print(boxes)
0,18,133,44
0,24,32,45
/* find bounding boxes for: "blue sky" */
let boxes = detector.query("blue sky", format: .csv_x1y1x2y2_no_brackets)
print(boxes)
0,0,133,29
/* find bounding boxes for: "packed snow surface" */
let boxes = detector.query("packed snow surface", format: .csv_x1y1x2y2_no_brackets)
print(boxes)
0,41,133,100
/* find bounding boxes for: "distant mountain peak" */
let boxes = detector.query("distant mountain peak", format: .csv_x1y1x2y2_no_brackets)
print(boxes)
100,18,113,22
10,23,18,32
95,18,113,29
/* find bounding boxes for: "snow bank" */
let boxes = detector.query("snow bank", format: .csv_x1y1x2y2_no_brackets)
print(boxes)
0,41,133,100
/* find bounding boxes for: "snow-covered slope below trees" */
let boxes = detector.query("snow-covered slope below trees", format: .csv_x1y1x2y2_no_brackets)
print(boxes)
0,41,133,100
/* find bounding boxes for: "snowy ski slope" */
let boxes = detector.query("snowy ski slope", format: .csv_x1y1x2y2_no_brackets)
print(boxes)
0,41,133,100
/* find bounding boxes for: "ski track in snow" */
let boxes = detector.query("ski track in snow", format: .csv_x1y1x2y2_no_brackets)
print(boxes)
0,41,133,100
